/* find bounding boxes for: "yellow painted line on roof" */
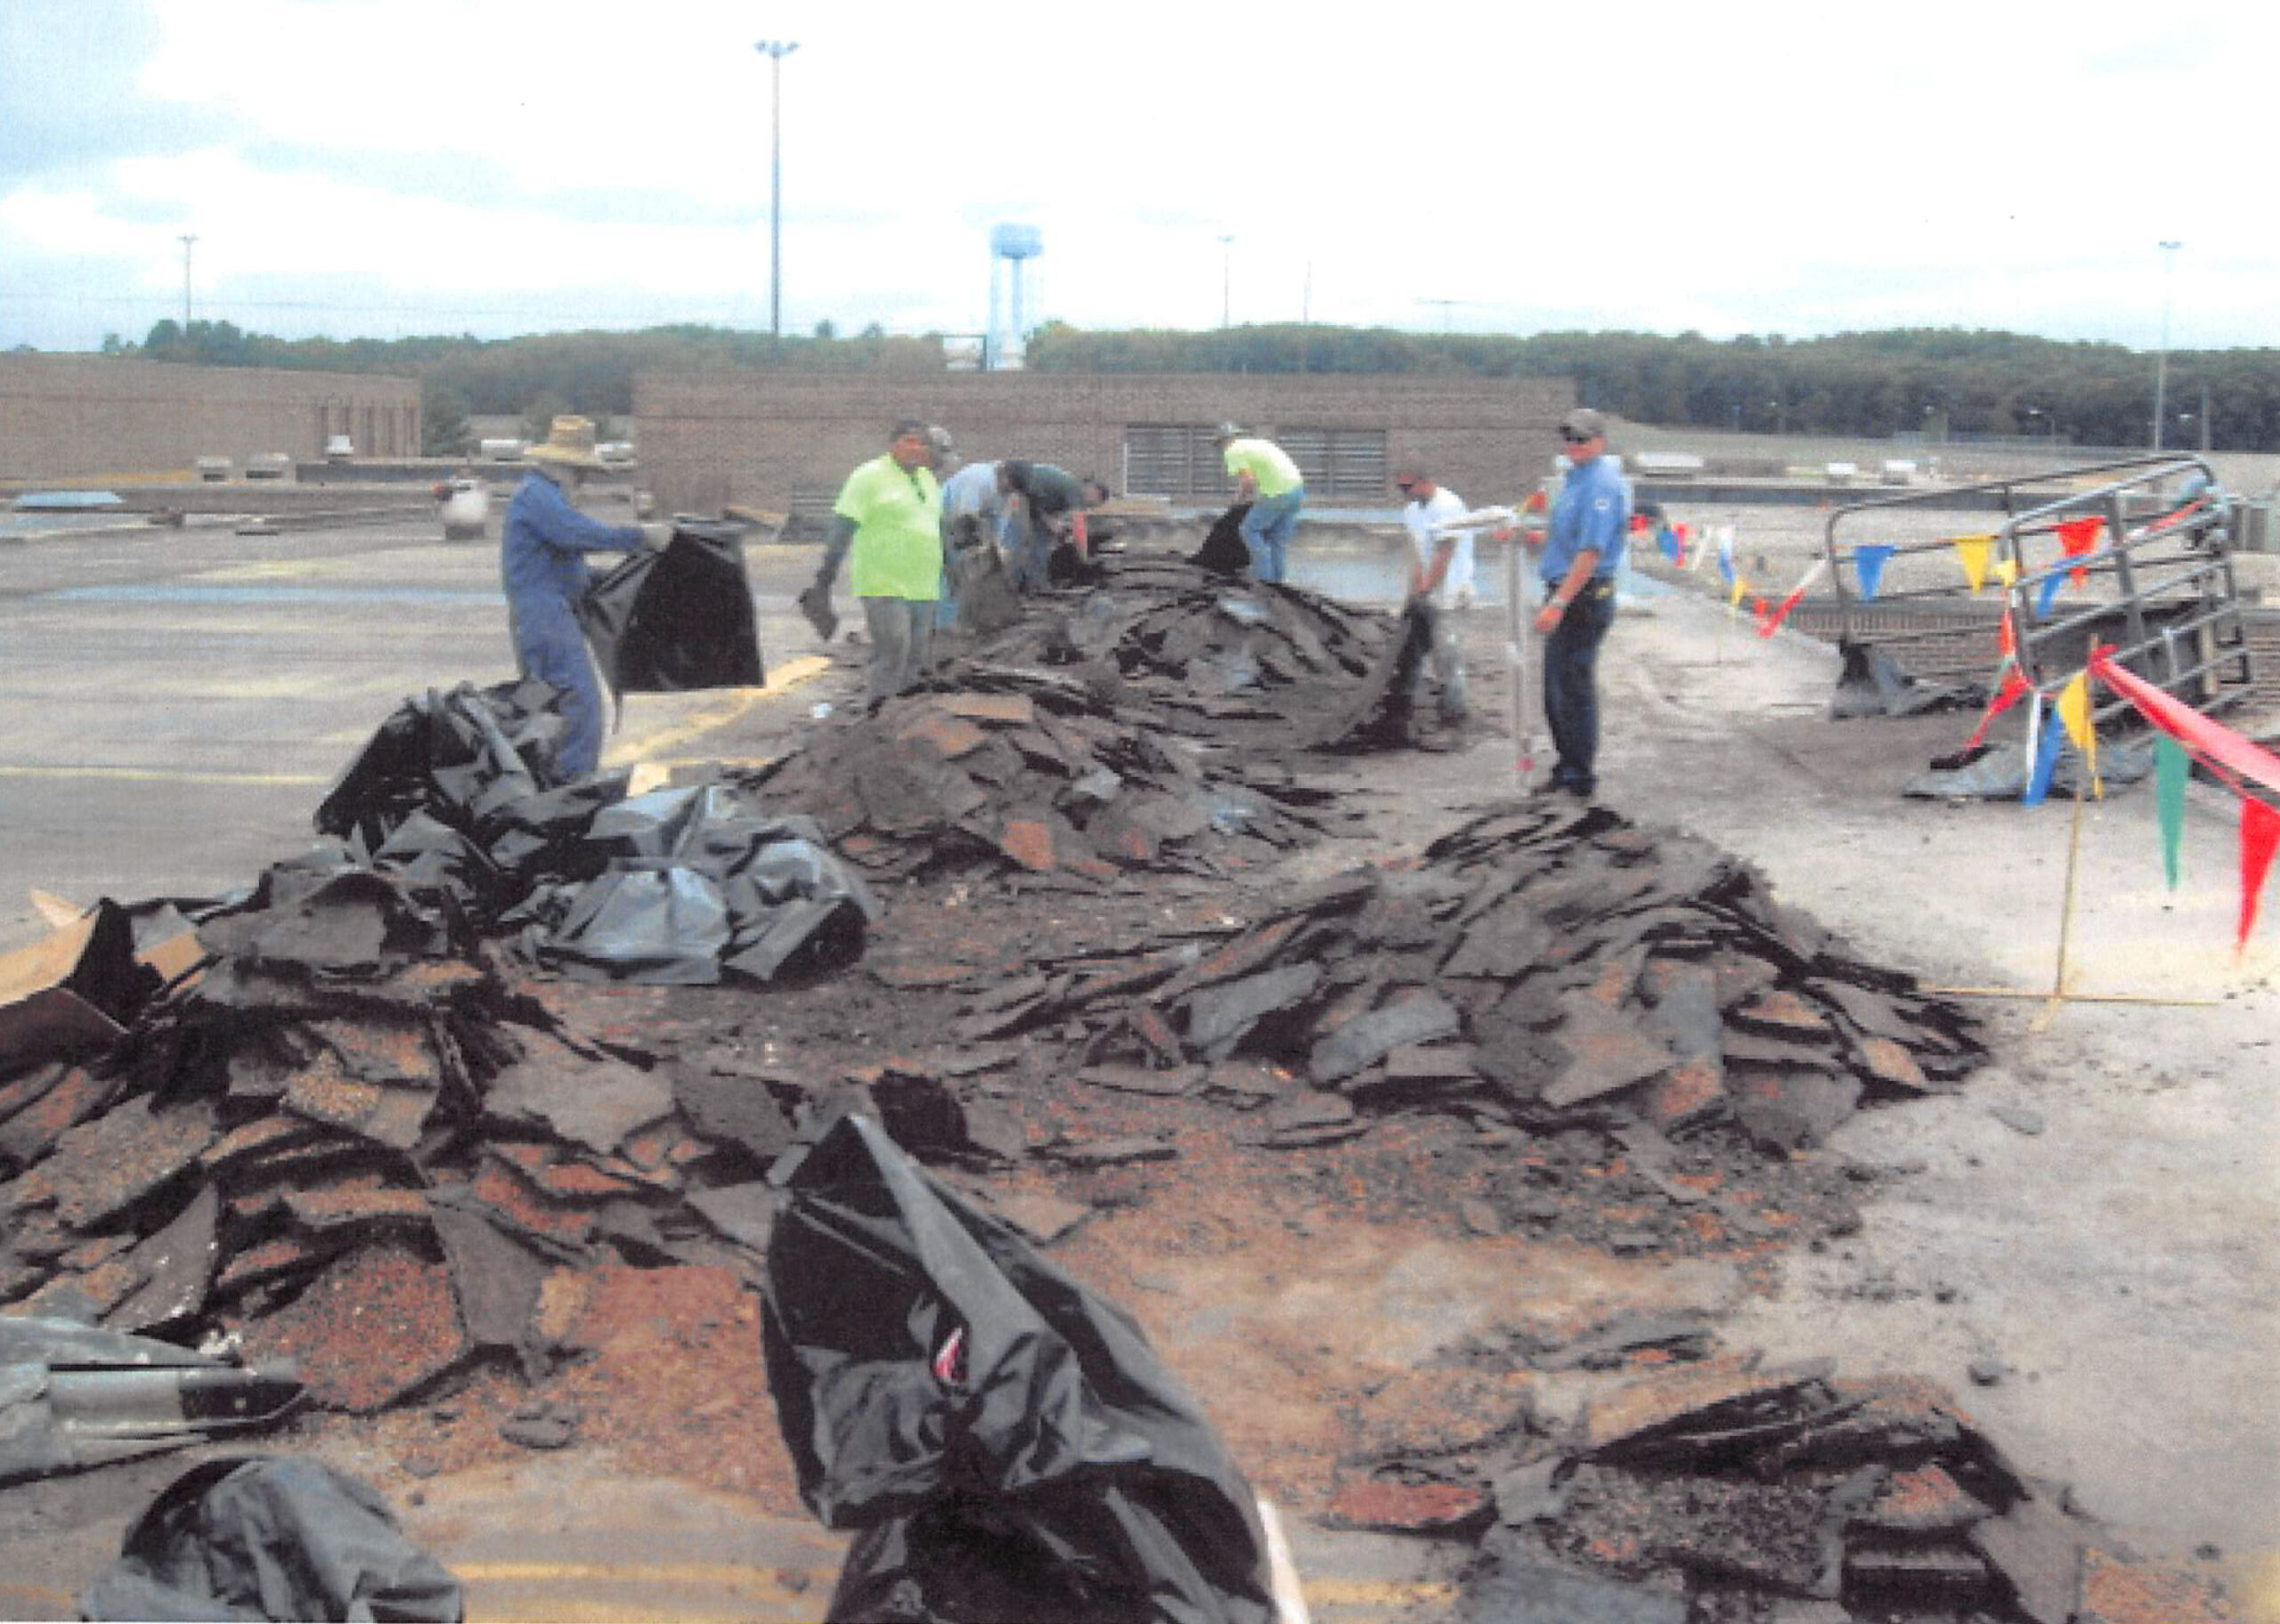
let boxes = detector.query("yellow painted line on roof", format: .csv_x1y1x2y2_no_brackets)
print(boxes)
450,1560,809,1590
0,764,330,786
445,1563,1458,1616
1304,1579,1462,1606
607,655,831,761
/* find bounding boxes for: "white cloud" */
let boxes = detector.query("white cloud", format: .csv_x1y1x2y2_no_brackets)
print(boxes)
5,0,2276,349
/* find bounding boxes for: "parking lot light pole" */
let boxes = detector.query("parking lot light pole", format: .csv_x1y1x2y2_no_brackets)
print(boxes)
2153,240,2182,451
756,40,800,347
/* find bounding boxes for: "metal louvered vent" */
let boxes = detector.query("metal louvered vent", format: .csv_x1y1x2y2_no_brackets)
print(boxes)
1121,425,1388,500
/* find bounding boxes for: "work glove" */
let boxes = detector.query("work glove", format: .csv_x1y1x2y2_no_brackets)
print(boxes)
797,582,839,642
639,523,673,550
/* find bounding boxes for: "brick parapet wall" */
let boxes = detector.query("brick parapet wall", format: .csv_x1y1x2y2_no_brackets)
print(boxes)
0,356,419,483
634,371,1577,516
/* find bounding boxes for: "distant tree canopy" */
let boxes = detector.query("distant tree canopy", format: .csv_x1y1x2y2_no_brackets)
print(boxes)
94,317,2279,453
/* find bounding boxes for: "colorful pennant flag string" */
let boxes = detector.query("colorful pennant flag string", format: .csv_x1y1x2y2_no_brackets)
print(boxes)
2087,651,2280,800
2056,516,2104,586
2155,734,2188,890
1950,533,1995,593
2088,647,2280,950
2056,670,2101,798
2241,800,2280,952
1755,558,1828,637
2023,697,2064,806
1963,666,2032,752
1852,544,1893,602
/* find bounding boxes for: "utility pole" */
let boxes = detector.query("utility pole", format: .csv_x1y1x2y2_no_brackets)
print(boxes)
179,233,197,328
1217,235,1234,329
2153,240,2181,450
755,40,799,347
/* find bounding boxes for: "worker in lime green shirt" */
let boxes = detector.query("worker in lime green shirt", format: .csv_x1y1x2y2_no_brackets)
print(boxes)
1212,421,1304,582
813,420,950,702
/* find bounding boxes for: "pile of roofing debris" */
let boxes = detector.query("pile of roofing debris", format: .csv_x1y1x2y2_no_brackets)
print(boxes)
969,553,1400,746
738,668,1359,886
1344,1353,2233,1624
0,539,2231,1620
937,800,1984,1160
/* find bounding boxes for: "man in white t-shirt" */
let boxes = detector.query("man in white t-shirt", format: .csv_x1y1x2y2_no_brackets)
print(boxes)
1396,460,1474,726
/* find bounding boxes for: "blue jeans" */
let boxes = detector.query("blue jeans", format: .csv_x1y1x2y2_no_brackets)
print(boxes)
860,596,936,702
1239,487,1303,582
1543,580,1615,792
511,605,607,779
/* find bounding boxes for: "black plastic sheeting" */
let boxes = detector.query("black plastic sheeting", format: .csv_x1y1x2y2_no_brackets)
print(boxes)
579,523,765,695
761,1113,1277,1624
519,785,880,985
79,1456,463,1622
1828,639,1977,720
294,687,877,984
314,679,570,856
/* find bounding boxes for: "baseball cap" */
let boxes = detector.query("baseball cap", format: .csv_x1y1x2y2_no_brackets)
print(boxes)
1559,408,1608,440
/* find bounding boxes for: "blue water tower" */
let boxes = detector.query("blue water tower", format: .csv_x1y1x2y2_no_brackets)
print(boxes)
988,223,1043,370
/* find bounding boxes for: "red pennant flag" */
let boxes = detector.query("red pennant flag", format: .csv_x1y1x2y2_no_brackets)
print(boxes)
1756,584,1808,637
2089,651,2280,800
1998,609,2016,659
2056,516,2103,587
2239,798,2280,950
1964,666,2032,751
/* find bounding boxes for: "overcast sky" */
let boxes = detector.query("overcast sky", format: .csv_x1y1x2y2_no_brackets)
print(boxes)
1,0,2269,355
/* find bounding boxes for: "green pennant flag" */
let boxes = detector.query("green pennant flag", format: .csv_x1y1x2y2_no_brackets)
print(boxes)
2156,733,2189,889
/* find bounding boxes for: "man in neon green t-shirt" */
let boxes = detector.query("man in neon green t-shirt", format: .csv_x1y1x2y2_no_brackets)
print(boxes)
1213,421,1304,582
817,420,949,702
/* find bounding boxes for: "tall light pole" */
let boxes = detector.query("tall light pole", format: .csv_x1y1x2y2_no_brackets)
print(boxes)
1217,234,1234,329
2153,239,2182,450
179,233,197,329
755,40,799,347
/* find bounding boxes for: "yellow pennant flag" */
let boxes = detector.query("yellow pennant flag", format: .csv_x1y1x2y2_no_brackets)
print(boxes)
1993,556,2019,589
1729,574,1747,610
2056,670,2102,796
1951,534,1994,592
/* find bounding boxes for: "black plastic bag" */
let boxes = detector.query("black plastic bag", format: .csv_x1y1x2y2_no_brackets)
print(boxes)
579,524,765,695
761,1113,1276,1624
314,680,567,854
1191,504,1253,577
78,1455,464,1621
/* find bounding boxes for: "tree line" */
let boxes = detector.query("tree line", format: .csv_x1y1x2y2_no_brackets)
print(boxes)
101,317,2278,457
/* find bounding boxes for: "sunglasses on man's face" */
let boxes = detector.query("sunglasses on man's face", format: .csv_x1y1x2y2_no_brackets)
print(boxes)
1559,431,1595,444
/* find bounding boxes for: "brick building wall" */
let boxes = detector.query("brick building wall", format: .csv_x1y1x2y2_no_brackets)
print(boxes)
0,355,419,483
632,371,1577,517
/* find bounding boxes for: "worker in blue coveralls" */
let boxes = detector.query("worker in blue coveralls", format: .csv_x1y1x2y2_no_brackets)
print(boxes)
501,415,671,779
1527,407,1630,799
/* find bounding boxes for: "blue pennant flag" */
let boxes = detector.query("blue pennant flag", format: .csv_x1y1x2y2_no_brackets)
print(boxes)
2023,699,2065,806
2034,570,2066,619
1853,544,1893,602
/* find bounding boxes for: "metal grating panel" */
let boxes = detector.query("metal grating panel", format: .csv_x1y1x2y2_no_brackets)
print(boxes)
1121,425,1233,499
1278,428,1389,501
1120,425,1387,500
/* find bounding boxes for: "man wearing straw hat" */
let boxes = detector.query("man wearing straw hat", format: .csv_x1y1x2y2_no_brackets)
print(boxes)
503,415,671,778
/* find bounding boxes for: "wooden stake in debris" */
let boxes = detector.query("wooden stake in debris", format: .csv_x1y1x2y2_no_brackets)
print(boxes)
1507,527,1535,790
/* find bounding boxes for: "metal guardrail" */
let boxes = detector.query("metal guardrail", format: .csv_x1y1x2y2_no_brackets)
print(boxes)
1820,456,2258,720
